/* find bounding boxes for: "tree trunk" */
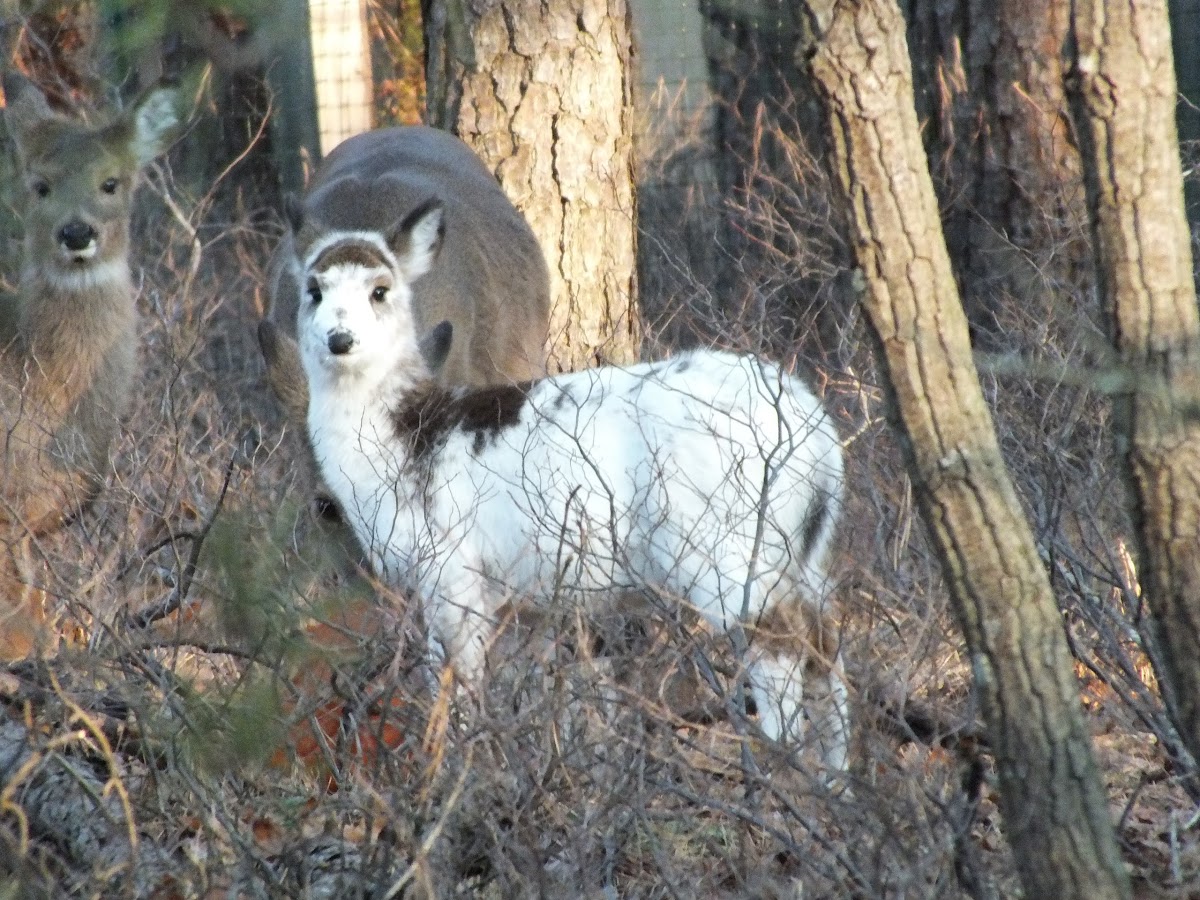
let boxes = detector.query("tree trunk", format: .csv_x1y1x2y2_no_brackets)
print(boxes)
694,0,852,355
699,0,823,198
902,0,1089,345
1168,0,1200,223
797,1,1130,897
422,0,640,371
1067,0,1200,768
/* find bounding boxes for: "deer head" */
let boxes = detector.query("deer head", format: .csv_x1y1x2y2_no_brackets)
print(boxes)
4,73,192,281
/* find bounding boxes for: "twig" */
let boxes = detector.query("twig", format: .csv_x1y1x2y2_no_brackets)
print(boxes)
381,743,476,900
145,163,203,295
1117,771,1154,836
125,450,238,631
48,670,139,858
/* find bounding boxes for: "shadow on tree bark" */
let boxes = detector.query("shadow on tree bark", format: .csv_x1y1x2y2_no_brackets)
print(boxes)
795,0,1131,896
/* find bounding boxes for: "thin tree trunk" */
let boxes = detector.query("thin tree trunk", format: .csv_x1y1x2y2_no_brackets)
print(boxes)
797,1,1130,896
422,0,640,370
1068,0,1200,767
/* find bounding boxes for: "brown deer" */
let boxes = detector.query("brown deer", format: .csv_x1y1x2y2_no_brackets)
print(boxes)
258,126,552,424
0,73,191,658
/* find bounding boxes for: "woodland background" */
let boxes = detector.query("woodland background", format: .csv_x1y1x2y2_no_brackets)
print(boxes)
1,0,1199,897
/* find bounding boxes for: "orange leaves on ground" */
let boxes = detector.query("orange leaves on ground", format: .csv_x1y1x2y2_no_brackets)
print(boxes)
269,596,419,792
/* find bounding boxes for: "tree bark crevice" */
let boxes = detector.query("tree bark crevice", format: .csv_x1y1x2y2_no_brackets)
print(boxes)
1068,0,1200,766
800,1,1131,896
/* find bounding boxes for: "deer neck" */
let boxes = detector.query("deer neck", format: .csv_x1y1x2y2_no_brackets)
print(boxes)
308,364,431,509
12,261,137,407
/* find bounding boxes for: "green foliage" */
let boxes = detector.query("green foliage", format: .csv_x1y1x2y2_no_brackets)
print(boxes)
206,503,302,658
173,671,287,772
163,501,376,775
100,0,272,61
208,502,370,646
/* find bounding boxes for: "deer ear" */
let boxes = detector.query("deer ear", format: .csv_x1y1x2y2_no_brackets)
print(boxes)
283,193,305,233
419,320,453,374
3,74,61,160
258,318,310,423
125,63,208,167
388,198,444,280
258,318,283,364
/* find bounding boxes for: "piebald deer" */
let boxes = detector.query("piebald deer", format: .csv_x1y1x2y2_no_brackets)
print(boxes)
0,73,190,658
264,201,850,772
259,126,551,425
253,128,553,777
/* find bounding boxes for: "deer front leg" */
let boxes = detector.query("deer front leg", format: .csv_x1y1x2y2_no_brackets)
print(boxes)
258,319,311,426
420,561,501,693
746,595,850,774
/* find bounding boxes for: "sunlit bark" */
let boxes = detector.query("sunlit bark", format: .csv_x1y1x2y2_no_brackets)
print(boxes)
1068,0,1200,768
797,0,1130,896
423,0,640,370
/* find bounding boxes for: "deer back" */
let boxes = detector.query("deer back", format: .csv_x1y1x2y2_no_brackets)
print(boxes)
268,127,551,391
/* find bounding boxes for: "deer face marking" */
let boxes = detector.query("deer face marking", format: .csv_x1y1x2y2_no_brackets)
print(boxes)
297,201,444,387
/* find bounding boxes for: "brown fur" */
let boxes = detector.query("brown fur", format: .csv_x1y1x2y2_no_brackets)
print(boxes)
0,74,189,659
750,598,839,680
390,381,533,466
309,239,391,273
263,126,552,426
798,488,836,568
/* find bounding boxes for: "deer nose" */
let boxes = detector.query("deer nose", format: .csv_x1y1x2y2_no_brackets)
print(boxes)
59,221,97,251
328,331,355,355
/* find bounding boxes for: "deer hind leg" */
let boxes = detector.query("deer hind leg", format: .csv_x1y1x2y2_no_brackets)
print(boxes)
746,593,850,774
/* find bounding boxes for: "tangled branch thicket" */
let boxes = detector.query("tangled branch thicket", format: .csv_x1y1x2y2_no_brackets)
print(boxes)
1,79,1199,897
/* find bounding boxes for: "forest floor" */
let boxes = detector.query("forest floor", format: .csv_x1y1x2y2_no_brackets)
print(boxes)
2,178,1199,899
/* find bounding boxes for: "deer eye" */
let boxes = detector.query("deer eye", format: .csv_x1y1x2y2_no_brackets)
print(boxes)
101,177,119,195
31,178,50,198
370,286,388,303
307,281,322,305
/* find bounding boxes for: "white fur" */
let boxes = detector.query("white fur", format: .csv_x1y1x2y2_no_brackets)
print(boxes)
299,227,432,391
62,242,97,262
26,257,130,294
299,217,849,770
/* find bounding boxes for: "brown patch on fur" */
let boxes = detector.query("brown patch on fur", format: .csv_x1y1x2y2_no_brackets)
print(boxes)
310,239,391,273
391,381,533,464
799,488,833,563
750,599,839,678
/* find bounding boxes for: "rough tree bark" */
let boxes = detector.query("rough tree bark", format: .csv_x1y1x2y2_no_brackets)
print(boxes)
422,0,640,370
797,1,1130,896
1168,0,1200,221
1068,0,1200,767
902,0,1089,343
